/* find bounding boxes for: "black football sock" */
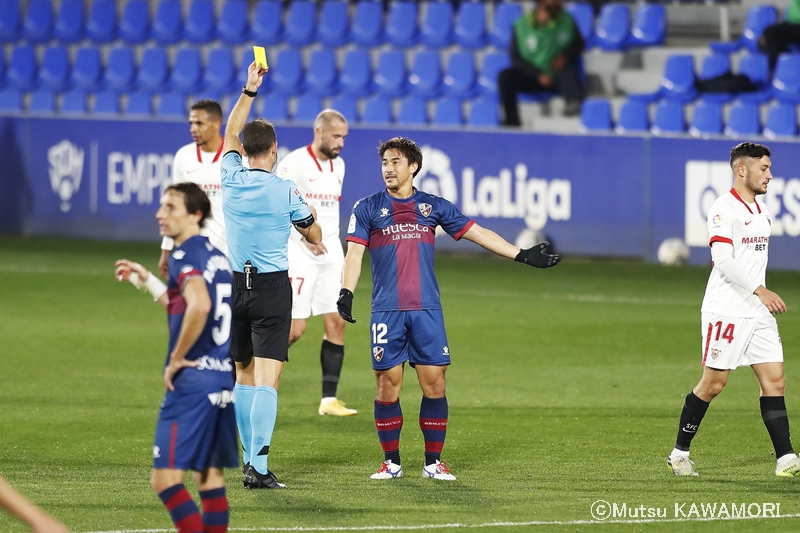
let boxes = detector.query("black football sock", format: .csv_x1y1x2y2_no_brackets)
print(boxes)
321,340,344,398
761,396,795,458
675,392,710,452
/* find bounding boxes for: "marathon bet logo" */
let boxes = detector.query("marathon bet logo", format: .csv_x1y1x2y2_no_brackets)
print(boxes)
48,140,85,213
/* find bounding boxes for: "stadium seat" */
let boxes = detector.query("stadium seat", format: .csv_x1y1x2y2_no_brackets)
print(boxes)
478,52,511,96
54,0,84,43
660,54,697,102
60,89,88,114
614,100,649,133
170,48,203,93
627,4,665,47
217,0,248,44
184,0,215,44
0,88,23,111
137,48,169,93
374,50,407,97
270,48,303,95
93,90,120,115
566,2,595,48
763,102,798,138
330,93,359,123
724,101,761,136
595,4,630,51
350,1,384,47
261,92,289,121
736,53,772,103
386,2,418,48
697,54,734,103
6,45,37,91
29,89,57,113
432,96,462,126
157,92,186,117
125,91,153,116
442,52,476,99
420,2,453,48
119,0,150,44
23,0,54,43
339,50,373,96
38,45,70,91
489,2,521,49
397,95,428,125
304,49,338,96
650,100,685,134
409,51,442,98
710,6,777,54
688,100,723,137
771,53,800,103
152,0,182,44
0,0,21,41
203,48,235,93
284,1,316,47
293,93,323,122
249,0,282,45
361,95,393,124
188,90,222,105
70,47,102,90
467,96,499,127
317,1,348,47
455,2,487,49
579,98,612,132
103,47,137,92
86,0,117,43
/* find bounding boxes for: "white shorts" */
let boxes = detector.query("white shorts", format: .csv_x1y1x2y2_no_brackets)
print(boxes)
700,312,783,370
288,260,343,320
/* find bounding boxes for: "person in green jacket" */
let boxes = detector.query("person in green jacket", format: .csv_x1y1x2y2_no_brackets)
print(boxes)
759,0,800,72
498,0,585,127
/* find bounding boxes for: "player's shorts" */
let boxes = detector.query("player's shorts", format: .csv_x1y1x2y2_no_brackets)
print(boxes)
289,260,343,319
370,310,451,371
230,271,291,364
153,385,239,472
701,312,783,370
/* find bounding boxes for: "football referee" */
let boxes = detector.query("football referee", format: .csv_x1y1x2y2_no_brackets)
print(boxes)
221,60,321,489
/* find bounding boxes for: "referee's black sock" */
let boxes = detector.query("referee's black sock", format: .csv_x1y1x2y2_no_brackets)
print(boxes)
321,340,344,399
761,396,795,458
675,392,710,452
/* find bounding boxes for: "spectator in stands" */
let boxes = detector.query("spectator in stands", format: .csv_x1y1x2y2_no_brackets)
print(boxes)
759,0,800,72
498,0,585,127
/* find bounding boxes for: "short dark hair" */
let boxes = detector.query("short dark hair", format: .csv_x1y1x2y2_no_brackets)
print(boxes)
165,182,211,228
190,99,223,121
729,142,771,167
378,137,423,177
242,118,277,158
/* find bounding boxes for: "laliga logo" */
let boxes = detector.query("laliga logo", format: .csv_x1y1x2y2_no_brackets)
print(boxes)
417,146,459,203
48,140,84,213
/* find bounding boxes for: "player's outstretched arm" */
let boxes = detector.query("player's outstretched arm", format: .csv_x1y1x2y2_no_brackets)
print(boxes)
461,223,560,268
115,259,168,308
223,61,267,154
338,242,366,323
163,277,209,391
0,475,69,533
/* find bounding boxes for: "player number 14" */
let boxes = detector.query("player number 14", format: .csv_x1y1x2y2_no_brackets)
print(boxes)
707,321,735,344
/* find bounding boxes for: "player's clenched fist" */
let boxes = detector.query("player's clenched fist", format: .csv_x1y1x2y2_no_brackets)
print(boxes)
514,241,561,268
337,289,356,323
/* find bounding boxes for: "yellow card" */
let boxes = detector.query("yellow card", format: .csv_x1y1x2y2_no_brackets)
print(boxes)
253,46,268,69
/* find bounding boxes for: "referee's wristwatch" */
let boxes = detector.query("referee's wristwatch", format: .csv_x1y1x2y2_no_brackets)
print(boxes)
242,86,257,97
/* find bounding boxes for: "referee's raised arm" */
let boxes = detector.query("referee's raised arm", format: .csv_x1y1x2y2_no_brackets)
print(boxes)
224,61,267,155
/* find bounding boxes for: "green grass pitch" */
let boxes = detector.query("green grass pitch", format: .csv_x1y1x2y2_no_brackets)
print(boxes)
2,236,800,532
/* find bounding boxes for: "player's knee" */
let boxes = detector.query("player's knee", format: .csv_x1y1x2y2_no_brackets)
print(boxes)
289,322,306,346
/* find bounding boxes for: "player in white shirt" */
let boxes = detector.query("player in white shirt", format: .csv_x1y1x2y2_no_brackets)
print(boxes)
667,142,800,477
275,110,356,417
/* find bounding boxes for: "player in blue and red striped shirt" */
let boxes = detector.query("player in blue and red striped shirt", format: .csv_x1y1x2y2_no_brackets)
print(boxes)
338,137,560,481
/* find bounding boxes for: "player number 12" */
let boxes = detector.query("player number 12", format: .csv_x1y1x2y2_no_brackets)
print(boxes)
372,323,388,345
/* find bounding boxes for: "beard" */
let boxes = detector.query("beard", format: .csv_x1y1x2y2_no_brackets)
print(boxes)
320,144,340,160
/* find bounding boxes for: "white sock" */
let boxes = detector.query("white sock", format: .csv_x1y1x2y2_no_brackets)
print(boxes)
670,448,689,458
321,397,336,405
777,453,797,466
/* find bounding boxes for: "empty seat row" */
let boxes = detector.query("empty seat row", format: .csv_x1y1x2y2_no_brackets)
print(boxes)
568,3,666,51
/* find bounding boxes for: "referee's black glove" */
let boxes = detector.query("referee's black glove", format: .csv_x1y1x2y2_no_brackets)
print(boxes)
337,289,356,323
515,241,561,269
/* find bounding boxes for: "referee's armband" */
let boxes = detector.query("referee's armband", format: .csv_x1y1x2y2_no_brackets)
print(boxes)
293,214,315,229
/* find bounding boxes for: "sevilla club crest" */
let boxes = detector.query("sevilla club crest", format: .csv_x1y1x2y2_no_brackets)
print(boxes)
418,203,432,217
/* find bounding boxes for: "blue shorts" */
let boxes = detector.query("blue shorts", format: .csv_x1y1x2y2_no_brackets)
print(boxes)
370,310,451,370
153,386,239,472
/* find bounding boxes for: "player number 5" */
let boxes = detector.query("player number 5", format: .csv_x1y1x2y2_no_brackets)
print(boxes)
212,283,232,346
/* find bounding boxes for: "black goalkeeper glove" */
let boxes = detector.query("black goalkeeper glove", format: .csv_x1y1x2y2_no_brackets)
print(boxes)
515,241,561,268
337,288,356,323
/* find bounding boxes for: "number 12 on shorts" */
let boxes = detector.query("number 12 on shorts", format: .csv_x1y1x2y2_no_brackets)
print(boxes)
372,323,388,344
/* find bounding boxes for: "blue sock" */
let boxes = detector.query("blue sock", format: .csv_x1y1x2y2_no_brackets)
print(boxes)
250,386,278,475
233,383,256,466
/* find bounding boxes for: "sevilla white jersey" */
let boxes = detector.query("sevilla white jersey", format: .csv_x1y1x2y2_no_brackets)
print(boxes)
275,145,345,265
701,188,771,318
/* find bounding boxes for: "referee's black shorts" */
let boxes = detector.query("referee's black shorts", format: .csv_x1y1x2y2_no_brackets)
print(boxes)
230,270,291,364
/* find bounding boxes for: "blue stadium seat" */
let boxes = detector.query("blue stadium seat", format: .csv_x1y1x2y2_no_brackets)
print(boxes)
137,48,169,93
660,54,697,102
374,50,407,97
60,89,87,114
70,47,102,90
579,98,612,131
397,96,428,125
478,52,511,96
249,0,282,45
595,4,630,51
0,52,5,84
330,93,358,123
409,51,442,98
157,92,186,117
284,1,316,47
432,96,462,126
361,95,393,124
23,0,54,43
711,6,777,54
443,52,476,99
455,2,486,49
188,90,222,105
203,48,235,93
627,4,665,47
29,89,57,113
103,47,136,92
339,49,373,96
234,52,252,93
737,53,772,103
724,101,761,136
261,93,289,121
38,45,70,91
293,93,323,122
170,49,203,93
54,0,84,43
420,2,453,48
697,54,734,103
650,100,685,134
0,0,21,42
152,0,182,44
93,90,119,115
185,0,215,43
317,1,348,47
467,96,498,127
771,53,800,103
0,88,23,111
566,2,595,48
763,102,798,138
350,1,384,47
86,0,117,43
304,49,338,96
125,91,153,116
7,45,37,90
688,100,723,137
615,99,649,133
271,48,303,95
386,2,418,48
489,3,522,49
120,0,150,44
217,0,248,44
